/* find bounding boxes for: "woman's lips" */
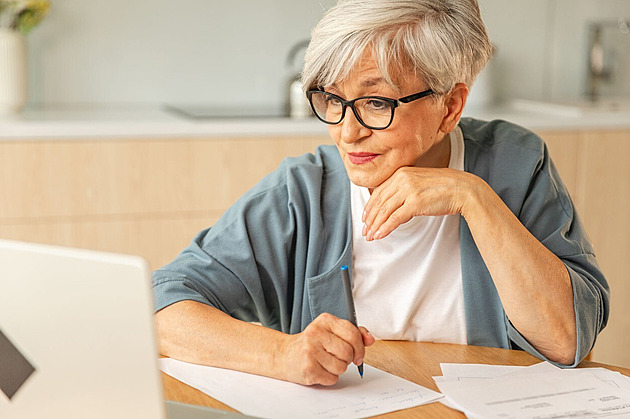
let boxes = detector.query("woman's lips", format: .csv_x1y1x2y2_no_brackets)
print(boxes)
347,152,379,165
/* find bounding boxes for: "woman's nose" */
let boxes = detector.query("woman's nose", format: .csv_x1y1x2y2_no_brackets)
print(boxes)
340,108,371,144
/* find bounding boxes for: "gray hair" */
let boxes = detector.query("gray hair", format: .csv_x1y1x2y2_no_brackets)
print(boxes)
302,0,493,95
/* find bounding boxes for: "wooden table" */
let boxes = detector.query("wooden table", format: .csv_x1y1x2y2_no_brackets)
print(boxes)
162,341,630,418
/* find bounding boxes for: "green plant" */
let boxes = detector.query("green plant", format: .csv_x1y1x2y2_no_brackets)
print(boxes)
0,0,50,34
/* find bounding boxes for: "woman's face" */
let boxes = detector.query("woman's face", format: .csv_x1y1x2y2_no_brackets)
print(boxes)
326,52,452,189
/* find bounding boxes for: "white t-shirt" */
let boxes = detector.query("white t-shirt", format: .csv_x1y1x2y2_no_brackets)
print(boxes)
350,126,467,343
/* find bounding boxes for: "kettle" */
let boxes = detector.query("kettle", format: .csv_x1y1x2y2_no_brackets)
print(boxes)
285,40,312,119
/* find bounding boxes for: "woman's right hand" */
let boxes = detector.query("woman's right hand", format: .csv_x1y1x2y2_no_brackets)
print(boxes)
277,312,375,386
156,302,374,387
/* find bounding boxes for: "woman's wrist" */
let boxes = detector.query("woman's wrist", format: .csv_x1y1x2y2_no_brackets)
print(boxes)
457,172,488,222
269,330,293,381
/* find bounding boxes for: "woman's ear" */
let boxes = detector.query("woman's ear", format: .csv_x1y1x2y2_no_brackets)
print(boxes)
439,83,469,133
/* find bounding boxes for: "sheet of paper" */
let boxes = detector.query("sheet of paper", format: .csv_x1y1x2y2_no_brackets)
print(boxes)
435,362,630,419
438,363,529,381
160,358,443,419
504,367,630,391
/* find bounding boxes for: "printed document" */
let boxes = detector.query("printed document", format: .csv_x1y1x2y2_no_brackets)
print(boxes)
435,362,630,418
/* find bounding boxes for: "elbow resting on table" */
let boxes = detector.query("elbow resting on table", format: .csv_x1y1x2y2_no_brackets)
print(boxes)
551,346,577,366
534,327,578,366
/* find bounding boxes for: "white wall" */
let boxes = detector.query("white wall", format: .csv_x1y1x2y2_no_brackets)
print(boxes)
550,0,630,100
478,0,630,103
24,0,630,108
26,0,337,109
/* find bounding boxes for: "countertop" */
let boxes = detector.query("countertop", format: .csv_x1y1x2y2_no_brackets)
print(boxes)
1,101,629,141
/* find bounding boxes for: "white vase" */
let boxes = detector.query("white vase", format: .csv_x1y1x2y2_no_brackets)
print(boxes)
0,29,27,116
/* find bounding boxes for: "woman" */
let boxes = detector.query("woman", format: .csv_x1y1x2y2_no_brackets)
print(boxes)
153,0,609,386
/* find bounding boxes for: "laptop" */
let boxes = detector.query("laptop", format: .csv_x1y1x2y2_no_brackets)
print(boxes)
0,239,253,419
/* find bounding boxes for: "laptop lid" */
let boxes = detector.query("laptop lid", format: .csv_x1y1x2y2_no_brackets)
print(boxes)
0,239,166,418
0,240,253,419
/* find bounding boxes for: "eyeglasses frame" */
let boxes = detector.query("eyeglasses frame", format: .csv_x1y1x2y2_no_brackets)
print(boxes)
306,88,435,130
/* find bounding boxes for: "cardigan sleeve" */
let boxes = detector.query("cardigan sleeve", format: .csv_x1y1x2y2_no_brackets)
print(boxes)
151,179,297,332
151,145,349,335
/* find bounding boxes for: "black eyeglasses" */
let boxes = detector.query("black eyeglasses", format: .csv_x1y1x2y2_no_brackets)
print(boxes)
306,88,435,130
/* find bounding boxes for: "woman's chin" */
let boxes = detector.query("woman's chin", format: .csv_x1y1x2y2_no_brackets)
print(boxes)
343,160,393,189
347,173,379,189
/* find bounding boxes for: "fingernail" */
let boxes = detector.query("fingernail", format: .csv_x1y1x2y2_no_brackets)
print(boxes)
362,224,367,236
357,358,364,366
362,210,367,222
373,230,381,240
366,230,373,241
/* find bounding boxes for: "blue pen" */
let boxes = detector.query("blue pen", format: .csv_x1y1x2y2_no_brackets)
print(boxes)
340,265,364,378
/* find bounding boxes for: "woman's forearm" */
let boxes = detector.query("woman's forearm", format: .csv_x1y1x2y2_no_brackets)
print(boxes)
155,300,286,377
155,300,373,385
461,177,577,364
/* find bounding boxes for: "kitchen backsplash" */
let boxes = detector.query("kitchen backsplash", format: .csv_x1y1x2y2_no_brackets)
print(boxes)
25,0,630,109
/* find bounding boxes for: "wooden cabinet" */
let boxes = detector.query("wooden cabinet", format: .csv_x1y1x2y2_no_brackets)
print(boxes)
0,135,331,269
538,129,630,368
537,130,581,202
574,131,630,368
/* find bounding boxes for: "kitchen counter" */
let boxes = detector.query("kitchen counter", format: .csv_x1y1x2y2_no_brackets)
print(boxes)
0,105,328,141
467,102,630,132
1,102,629,141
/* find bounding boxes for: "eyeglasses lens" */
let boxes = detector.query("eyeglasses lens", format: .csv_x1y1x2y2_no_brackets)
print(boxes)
309,92,393,129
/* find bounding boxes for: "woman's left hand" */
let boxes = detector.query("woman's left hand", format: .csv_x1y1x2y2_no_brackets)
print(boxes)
362,164,577,364
362,166,477,240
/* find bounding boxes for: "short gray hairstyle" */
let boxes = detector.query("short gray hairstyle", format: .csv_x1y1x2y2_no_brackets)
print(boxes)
302,0,493,95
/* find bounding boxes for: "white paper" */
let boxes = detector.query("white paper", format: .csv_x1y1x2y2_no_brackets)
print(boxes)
435,362,630,419
160,358,443,419
438,363,529,381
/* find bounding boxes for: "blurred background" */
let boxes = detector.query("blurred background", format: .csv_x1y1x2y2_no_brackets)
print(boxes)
22,0,630,110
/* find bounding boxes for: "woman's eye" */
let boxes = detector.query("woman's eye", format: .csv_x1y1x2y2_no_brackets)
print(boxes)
365,99,389,111
326,96,342,107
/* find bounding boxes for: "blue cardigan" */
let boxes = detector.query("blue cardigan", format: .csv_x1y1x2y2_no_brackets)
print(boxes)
152,118,609,366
